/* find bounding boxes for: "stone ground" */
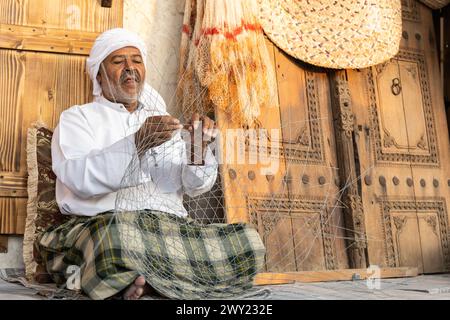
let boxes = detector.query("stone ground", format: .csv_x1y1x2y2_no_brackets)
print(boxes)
1,274,450,300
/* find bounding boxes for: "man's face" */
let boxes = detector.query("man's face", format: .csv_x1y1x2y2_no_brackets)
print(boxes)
97,46,146,105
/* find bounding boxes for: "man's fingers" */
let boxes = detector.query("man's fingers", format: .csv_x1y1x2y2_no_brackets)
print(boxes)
162,116,180,125
203,128,218,141
149,122,182,132
211,128,219,138
138,135,171,149
151,131,174,140
191,113,200,122
158,124,183,132
202,117,215,134
136,117,181,152
140,130,174,143
146,115,180,126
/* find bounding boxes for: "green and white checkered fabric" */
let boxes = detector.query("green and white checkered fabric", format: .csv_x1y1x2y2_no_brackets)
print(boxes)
36,210,265,300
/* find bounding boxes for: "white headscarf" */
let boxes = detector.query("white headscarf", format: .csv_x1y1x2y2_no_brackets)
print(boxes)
86,28,166,114
86,27,149,96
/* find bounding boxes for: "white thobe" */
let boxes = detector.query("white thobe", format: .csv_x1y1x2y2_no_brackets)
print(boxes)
51,92,218,217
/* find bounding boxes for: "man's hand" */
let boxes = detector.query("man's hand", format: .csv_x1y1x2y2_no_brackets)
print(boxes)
135,115,182,156
184,113,218,164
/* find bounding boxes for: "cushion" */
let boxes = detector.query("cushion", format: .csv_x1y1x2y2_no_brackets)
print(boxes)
24,122,70,281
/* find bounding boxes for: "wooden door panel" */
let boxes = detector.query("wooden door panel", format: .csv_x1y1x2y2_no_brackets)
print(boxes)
0,50,26,174
0,49,90,234
417,212,446,273
247,195,337,272
274,49,348,271
350,1,450,273
368,50,438,165
220,40,349,272
291,212,327,271
390,211,424,272
1,49,29,234
22,51,91,128
387,209,448,274
405,2,450,272
218,40,292,270
0,0,123,32
275,54,324,165
0,0,122,234
253,206,297,272
0,197,27,235
374,57,432,157
378,198,450,273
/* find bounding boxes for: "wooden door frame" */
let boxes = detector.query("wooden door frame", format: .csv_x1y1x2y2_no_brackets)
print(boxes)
329,71,368,269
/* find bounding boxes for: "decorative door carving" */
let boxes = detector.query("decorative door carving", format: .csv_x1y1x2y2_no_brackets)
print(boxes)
220,0,450,274
218,40,350,272
348,1,450,273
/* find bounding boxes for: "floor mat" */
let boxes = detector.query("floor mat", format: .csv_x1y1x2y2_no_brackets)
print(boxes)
0,268,88,300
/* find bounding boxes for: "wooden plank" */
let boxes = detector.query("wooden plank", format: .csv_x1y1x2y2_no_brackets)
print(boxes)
0,235,7,253
0,198,26,234
273,45,349,271
0,24,98,55
403,3,450,273
0,174,27,197
0,199,13,234
0,0,122,235
0,49,90,234
0,190,27,198
253,267,419,286
0,48,27,234
0,0,123,33
0,49,25,174
348,1,450,274
21,51,92,128
217,39,292,272
253,273,295,286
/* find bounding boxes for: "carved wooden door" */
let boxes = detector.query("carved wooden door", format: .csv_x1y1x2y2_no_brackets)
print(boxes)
348,0,450,273
219,0,450,275
218,40,350,272
0,0,123,234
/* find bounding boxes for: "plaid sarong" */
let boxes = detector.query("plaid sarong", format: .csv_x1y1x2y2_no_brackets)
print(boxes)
35,210,266,300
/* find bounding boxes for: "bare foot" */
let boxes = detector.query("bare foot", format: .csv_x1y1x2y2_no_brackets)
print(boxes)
123,276,151,300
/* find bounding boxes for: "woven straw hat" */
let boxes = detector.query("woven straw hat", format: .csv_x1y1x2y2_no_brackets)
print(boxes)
419,0,450,9
257,0,402,69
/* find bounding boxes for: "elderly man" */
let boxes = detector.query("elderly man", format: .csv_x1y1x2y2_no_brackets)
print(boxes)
35,28,265,300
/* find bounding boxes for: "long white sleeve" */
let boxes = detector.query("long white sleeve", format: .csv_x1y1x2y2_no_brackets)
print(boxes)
52,109,139,199
52,92,217,217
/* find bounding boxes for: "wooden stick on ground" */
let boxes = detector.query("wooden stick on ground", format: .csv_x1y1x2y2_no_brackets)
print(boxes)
253,267,419,286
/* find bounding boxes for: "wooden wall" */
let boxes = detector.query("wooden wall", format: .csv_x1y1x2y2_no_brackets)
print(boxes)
0,0,124,234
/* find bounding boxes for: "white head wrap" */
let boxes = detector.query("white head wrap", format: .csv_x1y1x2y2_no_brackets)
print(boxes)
86,28,167,114
86,28,148,97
